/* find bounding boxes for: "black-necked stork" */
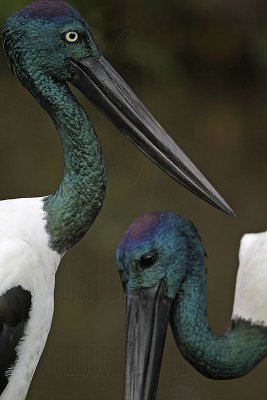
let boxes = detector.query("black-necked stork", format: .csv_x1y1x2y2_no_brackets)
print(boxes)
1,0,233,399
116,212,267,400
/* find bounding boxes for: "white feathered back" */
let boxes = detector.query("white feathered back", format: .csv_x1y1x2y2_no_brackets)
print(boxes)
232,231,267,326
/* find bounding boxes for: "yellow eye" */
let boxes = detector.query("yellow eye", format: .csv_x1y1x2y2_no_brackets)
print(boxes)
65,31,79,43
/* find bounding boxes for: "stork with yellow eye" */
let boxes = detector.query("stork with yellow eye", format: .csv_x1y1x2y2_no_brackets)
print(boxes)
65,31,80,42
1,0,233,399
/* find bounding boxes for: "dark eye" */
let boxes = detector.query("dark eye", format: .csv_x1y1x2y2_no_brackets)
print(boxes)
140,252,157,268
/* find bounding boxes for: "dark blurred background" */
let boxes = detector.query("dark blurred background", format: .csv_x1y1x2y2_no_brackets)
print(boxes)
1,0,267,399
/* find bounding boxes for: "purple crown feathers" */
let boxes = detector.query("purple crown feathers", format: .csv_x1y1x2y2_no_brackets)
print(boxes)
18,0,82,20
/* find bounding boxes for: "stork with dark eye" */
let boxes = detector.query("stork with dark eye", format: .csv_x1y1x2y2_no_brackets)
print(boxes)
117,212,267,400
140,252,158,268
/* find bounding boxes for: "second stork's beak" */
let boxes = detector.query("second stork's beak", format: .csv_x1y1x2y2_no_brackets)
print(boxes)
125,282,171,400
70,55,234,215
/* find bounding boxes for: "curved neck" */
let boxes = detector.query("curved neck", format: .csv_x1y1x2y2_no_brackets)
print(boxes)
170,255,267,379
24,73,106,254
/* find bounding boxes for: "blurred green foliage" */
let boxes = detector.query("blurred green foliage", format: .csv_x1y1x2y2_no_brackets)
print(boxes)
1,1,267,400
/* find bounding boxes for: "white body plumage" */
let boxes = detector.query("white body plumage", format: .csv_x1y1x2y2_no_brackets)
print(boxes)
232,231,267,326
0,197,60,400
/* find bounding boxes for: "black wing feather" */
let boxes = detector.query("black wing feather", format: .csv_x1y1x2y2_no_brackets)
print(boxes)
0,286,31,394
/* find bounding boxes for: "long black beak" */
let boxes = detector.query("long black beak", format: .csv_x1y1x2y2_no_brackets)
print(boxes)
70,55,234,215
125,282,171,400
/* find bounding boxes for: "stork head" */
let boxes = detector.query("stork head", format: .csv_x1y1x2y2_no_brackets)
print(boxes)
117,212,204,296
3,0,98,80
116,212,205,400
3,1,234,214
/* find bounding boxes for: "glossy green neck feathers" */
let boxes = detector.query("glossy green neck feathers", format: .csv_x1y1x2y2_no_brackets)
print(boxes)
3,3,106,254
117,212,267,380
38,75,106,254
170,254,267,379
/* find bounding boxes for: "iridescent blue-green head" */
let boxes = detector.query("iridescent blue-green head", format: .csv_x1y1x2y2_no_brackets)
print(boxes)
3,0,99,82
116,211,205,400
2,1,234,215
116,211,204,299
